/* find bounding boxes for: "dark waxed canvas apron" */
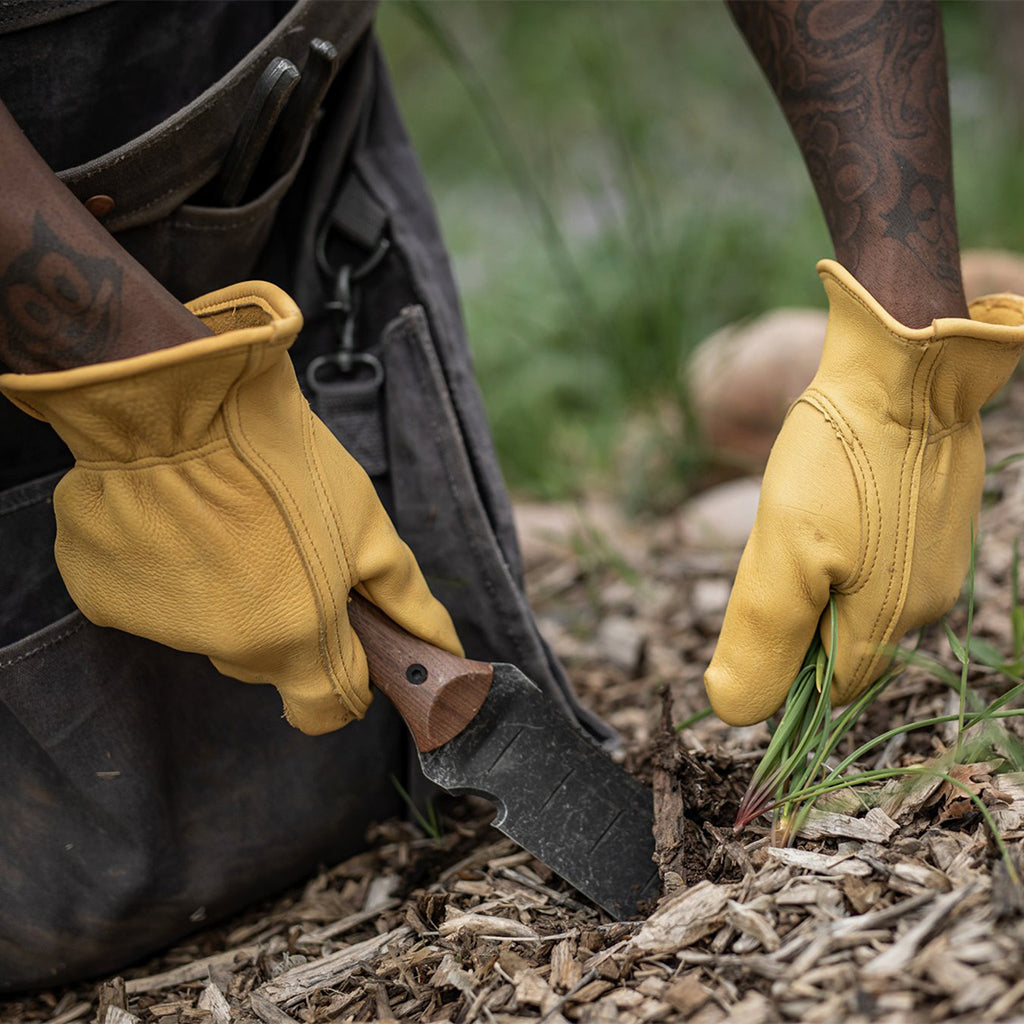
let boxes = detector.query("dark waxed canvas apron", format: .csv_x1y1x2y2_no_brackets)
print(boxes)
0,0,612,991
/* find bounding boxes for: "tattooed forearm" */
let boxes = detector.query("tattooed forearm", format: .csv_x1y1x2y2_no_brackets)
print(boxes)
0,214,123,372
0,98,210,374
729,0,967,326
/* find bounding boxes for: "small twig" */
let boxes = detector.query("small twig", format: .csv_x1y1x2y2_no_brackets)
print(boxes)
536,968,600,1023
496,866,593,914
258,926,411,1007
124,943,266,994
862,886,976,976
295,899,401,948
250,992,300,1024
473,931,579,943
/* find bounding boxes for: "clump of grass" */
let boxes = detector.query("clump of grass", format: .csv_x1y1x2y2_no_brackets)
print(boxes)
732,532,1024,879
732,596,903,845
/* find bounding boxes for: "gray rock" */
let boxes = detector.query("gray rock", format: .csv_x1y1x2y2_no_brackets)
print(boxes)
596,615,646,675
678,477,761,550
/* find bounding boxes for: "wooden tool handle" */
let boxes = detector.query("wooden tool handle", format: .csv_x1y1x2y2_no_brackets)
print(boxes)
347,592,493,752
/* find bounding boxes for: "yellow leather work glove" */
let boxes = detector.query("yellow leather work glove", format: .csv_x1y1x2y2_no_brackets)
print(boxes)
0,281,462,735
705,260,1024,726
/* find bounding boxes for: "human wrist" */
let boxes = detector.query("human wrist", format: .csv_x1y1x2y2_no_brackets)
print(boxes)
0,281,302,460
833,235,969,328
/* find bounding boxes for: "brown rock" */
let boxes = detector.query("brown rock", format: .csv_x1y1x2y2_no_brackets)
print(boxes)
690,308,826,468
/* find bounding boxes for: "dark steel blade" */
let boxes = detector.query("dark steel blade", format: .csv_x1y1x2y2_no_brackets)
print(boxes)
420,664,660,919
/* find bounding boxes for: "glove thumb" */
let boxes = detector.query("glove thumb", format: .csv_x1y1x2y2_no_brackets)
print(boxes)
704,520,831,726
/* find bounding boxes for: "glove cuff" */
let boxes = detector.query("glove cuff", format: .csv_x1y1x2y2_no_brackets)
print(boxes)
0,282,303,462
816,259,1024,427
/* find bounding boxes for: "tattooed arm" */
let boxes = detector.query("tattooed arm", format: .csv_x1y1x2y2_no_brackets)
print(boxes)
0,100,210,373
729,0,967,327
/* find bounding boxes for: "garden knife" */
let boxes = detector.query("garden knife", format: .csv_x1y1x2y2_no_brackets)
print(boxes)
348,593,660,919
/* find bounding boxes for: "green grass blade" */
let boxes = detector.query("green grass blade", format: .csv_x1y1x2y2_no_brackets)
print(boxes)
674,706,714,733
986,452,1024,475
945,622,968,665
1013,538,1023,666
956,524,978,755
390,773,443,841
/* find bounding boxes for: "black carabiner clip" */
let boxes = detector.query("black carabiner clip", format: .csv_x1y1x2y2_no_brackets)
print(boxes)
305,349,385,394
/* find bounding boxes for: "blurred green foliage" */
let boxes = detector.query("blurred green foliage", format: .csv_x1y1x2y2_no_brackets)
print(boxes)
378,1,1024,506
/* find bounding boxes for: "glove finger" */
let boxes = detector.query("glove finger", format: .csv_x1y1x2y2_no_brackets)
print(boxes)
211,644,368,736
824,596,893,707
705,526,831,726
356,540,464,658
318,426,464,658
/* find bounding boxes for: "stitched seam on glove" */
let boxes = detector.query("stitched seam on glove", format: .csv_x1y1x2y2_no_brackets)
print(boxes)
187,291,280,320
969,294,1024,322
927,420,974,444
299,401,362,708
823,270,935,351
853,344,940,683
800,389,880,597
229,391,346,711
305,417,366,700
222,350,364,720
0,327,283,405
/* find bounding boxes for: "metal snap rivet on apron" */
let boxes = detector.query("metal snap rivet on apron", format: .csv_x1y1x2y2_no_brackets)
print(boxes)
84,194,115,219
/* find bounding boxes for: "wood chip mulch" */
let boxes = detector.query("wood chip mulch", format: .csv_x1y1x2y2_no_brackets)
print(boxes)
5,381,1024,1024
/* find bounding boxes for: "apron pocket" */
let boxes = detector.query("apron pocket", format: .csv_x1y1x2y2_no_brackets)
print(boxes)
114,137,310,302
